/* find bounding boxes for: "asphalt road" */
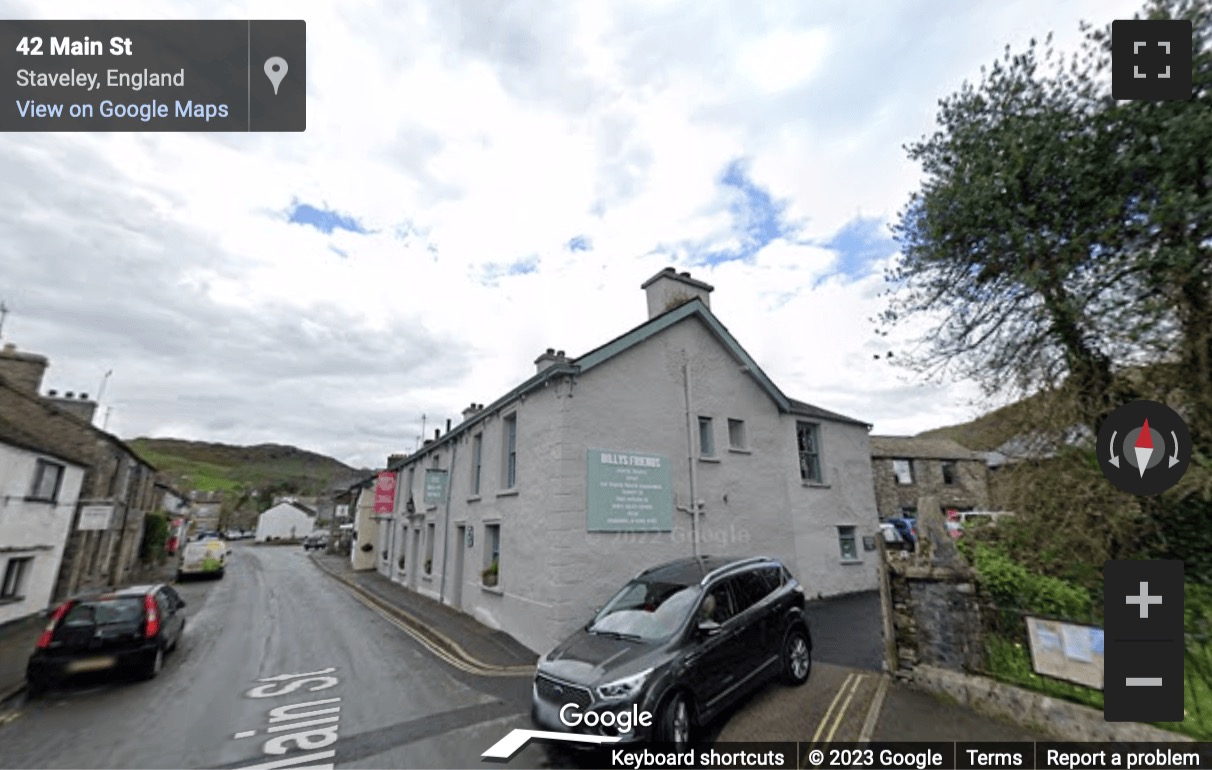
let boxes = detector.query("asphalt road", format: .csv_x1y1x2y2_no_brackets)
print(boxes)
0,543,548,769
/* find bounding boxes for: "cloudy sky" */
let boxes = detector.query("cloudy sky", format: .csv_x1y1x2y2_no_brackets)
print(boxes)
1,0,1144,469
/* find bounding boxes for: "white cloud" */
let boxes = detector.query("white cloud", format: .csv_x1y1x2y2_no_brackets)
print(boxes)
0,0,1145,467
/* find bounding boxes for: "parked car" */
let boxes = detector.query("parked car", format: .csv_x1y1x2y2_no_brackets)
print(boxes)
303,532,330,551
879,522,909,549
178,540,227,579
884,517,917,550
26,584,187,697
531,555,812,749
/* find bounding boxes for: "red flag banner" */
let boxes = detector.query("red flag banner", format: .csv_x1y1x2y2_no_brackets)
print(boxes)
373,471,398,514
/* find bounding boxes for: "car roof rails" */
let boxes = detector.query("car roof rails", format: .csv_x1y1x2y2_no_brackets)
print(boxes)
700,555,774,585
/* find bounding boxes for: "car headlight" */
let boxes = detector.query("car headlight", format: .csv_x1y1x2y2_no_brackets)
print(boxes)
596,668,653,699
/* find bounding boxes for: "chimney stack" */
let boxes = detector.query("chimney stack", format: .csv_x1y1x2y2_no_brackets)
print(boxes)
461,402,482,421
434,428,440,441
44,389,99,424
0,343,50,393
445,418,452,434
641,267,714,320
535,348,570,374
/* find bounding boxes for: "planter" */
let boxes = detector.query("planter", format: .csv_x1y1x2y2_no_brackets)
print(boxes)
482,573,498,587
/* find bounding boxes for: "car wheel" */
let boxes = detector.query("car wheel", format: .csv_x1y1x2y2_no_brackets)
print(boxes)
783,627,812,686
656,691,693,750
141,646,164,680
176,571,184,581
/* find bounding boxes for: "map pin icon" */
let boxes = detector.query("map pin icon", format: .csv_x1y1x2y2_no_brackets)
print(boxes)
264,57,288,95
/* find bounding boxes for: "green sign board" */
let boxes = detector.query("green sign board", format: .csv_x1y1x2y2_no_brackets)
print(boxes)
586,449,673,532
423,469,448,506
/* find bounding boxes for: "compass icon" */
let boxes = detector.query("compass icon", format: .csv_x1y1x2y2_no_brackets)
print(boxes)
1097,400,1191,496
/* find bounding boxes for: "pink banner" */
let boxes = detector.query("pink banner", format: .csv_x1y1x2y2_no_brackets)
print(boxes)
373,471,398,514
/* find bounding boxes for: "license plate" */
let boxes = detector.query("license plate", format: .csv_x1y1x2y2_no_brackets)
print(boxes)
66,656,116,673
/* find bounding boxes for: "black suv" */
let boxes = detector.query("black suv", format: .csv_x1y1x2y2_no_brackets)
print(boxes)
26,584,187,696
531,555,812,748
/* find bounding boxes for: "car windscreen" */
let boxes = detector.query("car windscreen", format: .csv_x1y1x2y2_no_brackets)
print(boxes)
62,597,144,627
588,580,700,641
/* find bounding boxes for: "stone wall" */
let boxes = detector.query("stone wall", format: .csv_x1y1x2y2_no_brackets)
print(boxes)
873,456,990,518
889,563,985,673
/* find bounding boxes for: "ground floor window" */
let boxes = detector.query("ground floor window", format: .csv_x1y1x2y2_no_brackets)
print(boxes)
482,524,500,586
836,526,858,562
1,557,33,600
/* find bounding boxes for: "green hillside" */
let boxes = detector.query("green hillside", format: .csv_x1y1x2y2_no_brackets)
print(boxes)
128,437,360,497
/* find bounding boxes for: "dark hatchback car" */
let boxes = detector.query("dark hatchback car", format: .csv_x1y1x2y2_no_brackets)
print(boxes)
26,584,187,696
531,555,812,748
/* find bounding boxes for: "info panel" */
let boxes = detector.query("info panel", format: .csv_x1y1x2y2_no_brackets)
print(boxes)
0,20,305,131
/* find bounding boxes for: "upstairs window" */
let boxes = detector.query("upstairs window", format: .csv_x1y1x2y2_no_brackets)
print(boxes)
727,419,747,450
941,461,957,485
29,459,64,502
796,422,822,482
892,459,914,485
502,414,517,489
471,433,483,495
698,417,715,457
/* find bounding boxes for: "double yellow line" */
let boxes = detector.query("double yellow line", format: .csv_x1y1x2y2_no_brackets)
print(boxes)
316,560,534,678
803,672,866,766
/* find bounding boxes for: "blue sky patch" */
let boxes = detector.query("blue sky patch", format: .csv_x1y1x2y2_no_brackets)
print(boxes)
286,201,370,235
820,216,897,281
328,245,349,258
479,256,539,285
687,159,793,267
567,235,592,252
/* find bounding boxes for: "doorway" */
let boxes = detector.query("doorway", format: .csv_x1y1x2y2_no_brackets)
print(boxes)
452,524,466,611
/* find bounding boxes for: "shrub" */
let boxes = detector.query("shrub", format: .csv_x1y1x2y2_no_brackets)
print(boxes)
970,542,1092,620
139,512,170,563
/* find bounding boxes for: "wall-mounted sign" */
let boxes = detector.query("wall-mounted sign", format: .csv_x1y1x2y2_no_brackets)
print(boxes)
1026,616,1104,690
77,504,114,531
373,471,397,514
424,469,448,506
335,504,349,519
586,449,672,532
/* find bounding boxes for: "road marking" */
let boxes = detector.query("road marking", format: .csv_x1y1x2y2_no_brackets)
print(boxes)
857,674,889,742
334,579,532,678
823,673,864,743
810,672,855,744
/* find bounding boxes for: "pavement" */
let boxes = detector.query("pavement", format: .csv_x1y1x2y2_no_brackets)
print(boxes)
310,552,537,674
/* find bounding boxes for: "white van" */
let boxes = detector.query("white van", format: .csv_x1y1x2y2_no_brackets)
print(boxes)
178,540,227,580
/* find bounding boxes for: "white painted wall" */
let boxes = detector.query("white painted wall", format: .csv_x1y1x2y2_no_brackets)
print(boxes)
254,503,315,541
0,442,85,624
349,488,378,571
388,312,879,655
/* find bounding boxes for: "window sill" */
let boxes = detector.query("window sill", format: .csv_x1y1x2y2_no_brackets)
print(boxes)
466,495,482,503
801,481,830,489
727,448,751,455
22,497,56,504
0,596,26,606
697,456,720,463
426,505,438,512
496,488,519,498
422,574,433,582
838,559,864,565
481,583,504,595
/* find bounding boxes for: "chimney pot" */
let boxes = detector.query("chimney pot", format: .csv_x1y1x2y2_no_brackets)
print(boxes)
80,393,89,399
546,347,555,355
65,391,74,398
48,389,58,397
445,418,452,433
679,271,690,277
556,350,565,357
434,428,440,440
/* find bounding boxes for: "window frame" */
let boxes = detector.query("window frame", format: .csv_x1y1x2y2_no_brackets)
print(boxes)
698,416,715,458
892,458,914,485
424,522,435,574
1,557,33,600
470,433,483,495
483,523,501,582
837,525,859,563
28,459,65,503
727,418,747,451
502,414,517,489
941,461,957,485
796,421,823,483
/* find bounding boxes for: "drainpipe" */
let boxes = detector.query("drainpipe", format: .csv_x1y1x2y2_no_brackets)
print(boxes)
683,354,700,558
439,438,458,604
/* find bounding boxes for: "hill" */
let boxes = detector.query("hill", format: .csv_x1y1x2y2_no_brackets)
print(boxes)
128,437,361,497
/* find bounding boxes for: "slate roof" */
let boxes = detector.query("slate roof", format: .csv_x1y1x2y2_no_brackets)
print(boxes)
869,435,984,461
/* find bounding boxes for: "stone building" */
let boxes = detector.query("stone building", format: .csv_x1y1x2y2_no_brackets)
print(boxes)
372,268,881,655
0,343,160,601
869,435,990,520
